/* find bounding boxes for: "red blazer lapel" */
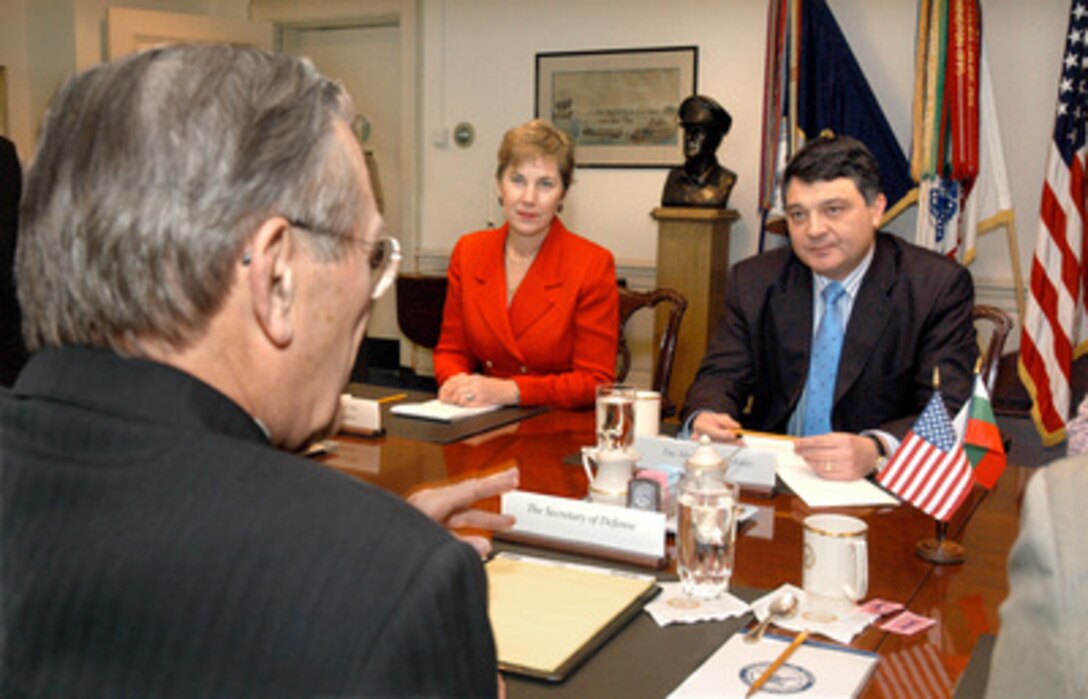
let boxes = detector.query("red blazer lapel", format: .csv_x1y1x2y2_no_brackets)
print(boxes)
470,226,524,361
509,219,566,339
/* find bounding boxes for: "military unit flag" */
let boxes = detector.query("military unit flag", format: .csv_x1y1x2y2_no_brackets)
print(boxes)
911,0,1016,265
910,0,1026,319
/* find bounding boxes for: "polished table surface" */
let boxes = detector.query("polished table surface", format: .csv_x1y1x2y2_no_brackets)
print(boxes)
317,406,1028,698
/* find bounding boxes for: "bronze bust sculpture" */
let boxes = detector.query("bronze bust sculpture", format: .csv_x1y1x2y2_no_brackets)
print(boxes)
661,95,736,208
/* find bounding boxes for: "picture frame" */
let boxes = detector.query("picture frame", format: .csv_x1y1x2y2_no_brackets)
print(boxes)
535,46,698,168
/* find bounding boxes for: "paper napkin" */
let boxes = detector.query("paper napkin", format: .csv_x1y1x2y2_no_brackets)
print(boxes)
645,582,751,626
751,584,878,644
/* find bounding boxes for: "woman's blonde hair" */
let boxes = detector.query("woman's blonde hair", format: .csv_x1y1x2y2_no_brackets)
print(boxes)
495,119,575,190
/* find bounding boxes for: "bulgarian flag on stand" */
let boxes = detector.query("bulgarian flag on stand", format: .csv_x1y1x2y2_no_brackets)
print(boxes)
955,374,1007,489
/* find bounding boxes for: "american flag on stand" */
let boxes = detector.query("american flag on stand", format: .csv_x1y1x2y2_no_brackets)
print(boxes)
1019,0,1088,446
877,392,974,522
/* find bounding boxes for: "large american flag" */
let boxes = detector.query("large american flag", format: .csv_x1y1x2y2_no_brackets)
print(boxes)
1019,0,1088,447
878,392,974,522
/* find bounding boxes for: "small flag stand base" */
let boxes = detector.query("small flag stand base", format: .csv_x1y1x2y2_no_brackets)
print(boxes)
915,521,965,565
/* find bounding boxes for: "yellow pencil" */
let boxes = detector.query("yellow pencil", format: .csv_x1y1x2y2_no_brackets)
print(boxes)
735,429,796,442
376,393,408,405
745,630,810,697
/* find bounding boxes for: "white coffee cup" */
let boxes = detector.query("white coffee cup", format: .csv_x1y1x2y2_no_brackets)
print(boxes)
634,390,661,437
581,446,637,506
802,514,868,609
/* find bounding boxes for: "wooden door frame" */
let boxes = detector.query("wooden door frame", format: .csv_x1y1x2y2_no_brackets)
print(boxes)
107,8,274,58
251,1,420,270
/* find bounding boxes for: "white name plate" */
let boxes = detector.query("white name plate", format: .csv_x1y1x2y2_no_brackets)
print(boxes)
339,394,382,435
634,436,777,493
501,491,666,561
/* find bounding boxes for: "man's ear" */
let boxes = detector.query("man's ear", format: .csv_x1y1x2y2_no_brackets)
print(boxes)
245,217,295,348
869,193,888,228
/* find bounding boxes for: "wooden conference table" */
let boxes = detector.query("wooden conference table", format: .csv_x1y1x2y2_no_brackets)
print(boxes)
317,402,1028,698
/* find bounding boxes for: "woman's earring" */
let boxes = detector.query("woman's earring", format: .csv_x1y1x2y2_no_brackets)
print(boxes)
242,250,253,266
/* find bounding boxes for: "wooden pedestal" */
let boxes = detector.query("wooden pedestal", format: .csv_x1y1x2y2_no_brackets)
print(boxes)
651,207,738,412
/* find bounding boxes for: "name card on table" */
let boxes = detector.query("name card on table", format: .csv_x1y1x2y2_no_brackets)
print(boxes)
634,436,777,494
338,394,382,436
499,491,666,568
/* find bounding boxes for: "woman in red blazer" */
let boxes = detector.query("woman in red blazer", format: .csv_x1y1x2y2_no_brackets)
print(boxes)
434,120,618,410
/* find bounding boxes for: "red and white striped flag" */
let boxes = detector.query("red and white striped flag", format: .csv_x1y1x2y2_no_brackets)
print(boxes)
1019,0,1088,447
873,642,954,699
878,391,974,522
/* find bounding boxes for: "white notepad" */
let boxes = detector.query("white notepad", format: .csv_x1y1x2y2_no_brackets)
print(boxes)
669,632,878,698
389,399,502,423
743,435,900,508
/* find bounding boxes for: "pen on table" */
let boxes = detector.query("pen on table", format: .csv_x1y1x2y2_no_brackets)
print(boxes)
744,629,810,698
735,429,795,442
376,393,408,405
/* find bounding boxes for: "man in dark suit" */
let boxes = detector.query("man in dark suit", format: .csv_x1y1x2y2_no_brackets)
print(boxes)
0,135,27,386
2,44,513,698
682,135,976,480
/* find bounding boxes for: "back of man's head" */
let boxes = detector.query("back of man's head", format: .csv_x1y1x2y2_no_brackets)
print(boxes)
782,134,883,204
18,44,362,356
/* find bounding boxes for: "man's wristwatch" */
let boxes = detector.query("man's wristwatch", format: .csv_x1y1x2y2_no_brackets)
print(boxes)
866,434,888,473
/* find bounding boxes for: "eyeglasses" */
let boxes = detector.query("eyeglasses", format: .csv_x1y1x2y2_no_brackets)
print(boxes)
286,218,401,300
366,235,401,300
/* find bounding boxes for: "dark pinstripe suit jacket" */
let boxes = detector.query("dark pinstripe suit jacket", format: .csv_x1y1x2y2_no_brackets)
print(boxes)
2,346,497,698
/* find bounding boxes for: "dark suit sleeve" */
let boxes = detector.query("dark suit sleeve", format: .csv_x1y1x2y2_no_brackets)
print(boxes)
878,261,976,438
680,266,757,424
360,537,497,698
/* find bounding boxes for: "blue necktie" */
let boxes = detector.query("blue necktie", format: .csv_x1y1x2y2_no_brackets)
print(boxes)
802,282,846,436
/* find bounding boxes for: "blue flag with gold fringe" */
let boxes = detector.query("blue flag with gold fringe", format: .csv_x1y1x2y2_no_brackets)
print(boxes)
759,0,914,250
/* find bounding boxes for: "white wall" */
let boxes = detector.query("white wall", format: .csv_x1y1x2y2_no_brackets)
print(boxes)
0,0,247,161
1,0,1074,284
419,0,767,281
0,0,1074,374
417,0,1072,330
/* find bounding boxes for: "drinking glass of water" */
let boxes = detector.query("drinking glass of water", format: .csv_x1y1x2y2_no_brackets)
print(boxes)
595,384,636,451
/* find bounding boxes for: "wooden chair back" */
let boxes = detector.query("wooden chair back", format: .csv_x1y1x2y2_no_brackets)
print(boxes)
617,286,688,416
395,274,449,350
972,304,1014,396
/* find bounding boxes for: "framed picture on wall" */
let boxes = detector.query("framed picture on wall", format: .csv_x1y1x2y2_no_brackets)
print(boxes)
535,46,698,168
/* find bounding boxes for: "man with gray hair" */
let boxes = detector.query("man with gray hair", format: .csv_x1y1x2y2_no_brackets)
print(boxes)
2,44,509,697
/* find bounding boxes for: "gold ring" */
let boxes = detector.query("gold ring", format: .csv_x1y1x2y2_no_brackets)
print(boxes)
824,462,833,473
